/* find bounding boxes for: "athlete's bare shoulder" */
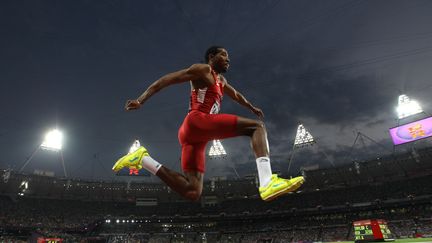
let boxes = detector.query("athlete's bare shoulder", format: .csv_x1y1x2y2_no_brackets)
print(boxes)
187,64,214,89
187,64,211,79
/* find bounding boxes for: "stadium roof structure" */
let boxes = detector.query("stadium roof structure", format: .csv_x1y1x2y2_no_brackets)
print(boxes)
396,94,423,119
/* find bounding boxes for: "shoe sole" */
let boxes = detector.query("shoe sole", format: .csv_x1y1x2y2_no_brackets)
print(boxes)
112,155,128,172
262,178,305,202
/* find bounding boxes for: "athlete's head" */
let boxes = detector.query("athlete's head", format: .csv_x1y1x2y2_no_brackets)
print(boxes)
205,46,230,73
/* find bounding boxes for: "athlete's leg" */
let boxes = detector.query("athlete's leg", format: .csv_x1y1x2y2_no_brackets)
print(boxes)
196,113,267,156
113,142,205,201
151,142,206,201
149,143,205,201
233,116,304,200
156,168,203,202
188,113,272,187
233,116,273,188
235,117,269,158
125,114,209,202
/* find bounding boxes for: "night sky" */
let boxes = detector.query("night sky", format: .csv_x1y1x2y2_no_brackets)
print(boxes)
1,0,432,181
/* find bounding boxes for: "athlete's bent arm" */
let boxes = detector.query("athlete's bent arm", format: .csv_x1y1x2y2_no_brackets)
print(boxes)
125,64,210,110
224,83,264,119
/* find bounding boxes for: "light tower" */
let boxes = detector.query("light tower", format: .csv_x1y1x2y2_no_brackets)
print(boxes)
287,124,316,174
392,94,429,154
19,128,67,177
208,140,227,158
396,94,423,120
287,123,340,182
208,140,240,178
294,124,315,148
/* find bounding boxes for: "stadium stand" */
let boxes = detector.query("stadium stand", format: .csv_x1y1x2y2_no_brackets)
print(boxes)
0,146,431,242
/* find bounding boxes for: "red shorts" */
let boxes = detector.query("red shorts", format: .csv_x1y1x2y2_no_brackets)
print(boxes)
178,110,238,173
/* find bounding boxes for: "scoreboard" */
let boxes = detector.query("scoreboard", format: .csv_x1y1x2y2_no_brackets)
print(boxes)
353,219,394,242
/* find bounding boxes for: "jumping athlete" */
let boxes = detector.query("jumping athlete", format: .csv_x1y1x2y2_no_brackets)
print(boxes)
112,46,304,201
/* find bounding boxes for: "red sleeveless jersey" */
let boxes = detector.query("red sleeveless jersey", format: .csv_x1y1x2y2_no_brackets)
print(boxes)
189,69,224,114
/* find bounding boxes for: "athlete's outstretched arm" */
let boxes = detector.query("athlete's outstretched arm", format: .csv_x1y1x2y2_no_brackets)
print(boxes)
224,83,264,119
125,64,210,110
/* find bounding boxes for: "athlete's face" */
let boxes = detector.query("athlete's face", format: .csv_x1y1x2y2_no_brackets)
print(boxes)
211,49,230,73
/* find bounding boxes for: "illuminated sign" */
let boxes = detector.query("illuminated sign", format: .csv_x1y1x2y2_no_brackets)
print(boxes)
389,117,432,145
116,167,150,177
37,238,63,243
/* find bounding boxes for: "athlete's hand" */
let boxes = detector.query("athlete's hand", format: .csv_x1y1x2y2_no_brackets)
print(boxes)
125,100,141,111
251,106,264,119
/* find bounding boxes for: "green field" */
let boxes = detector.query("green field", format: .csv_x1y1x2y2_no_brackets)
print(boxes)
328,239,432,243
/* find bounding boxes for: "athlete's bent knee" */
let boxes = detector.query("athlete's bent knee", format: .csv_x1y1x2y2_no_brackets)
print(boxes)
251,120,265,133
185,189,202,201
239,120,265,137
256,120,265,129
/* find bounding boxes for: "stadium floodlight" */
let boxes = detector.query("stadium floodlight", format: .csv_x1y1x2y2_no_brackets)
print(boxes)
41,129,63,151
20,128,68,177
294,124,315,147
18,180,29,196
209,140,227,158
396,94,423,119
3,168,11,183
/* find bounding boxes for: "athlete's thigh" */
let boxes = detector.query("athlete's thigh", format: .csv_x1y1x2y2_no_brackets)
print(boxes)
181,142,207,173
198,113,239,140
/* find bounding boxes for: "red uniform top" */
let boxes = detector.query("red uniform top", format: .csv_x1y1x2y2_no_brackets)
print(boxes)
189,69,224,114
179,68,237,173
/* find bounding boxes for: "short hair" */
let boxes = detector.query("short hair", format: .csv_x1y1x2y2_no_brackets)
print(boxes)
205,46,225,63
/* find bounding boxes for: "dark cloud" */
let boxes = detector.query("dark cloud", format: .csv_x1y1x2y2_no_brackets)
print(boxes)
1,0,432,180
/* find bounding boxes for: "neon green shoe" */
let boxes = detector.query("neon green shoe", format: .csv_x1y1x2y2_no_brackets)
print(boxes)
259,174,305,201
112,146,149,172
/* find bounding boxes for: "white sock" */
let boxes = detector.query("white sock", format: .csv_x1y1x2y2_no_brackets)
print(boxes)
141,156,162,175
256,157,272,187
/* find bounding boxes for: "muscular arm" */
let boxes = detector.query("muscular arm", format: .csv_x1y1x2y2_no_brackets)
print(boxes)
137,64,210,104
224,83,254,109
224,82,264,118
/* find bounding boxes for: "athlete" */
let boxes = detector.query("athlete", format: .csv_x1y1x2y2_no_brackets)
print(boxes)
113,46,304,201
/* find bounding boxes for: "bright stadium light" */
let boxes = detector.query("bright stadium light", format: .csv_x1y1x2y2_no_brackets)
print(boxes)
396,94,423,119
18,180,29,196
289,124,314,173
20,128,68,177
209,140,227,158
294,124,315,147
41,129,63,151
